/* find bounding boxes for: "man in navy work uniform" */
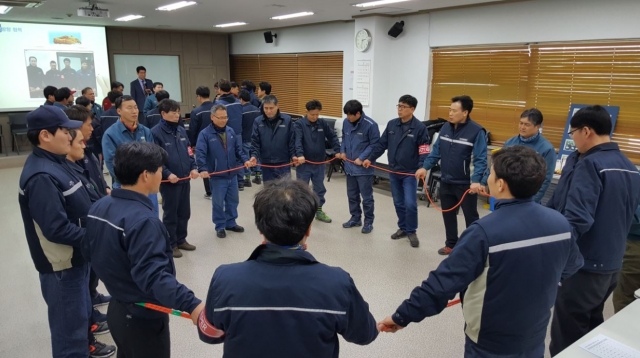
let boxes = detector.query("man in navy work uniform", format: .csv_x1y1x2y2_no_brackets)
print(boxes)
90,90,123,165
548,105,640,356
102,95,159,213
85,142,204,358
189,86,215,199
197,179,378,357
142,82,163,116
151,99,199,258
249,95,295,183
214,79,245,190
480,108,556,203
365,95,429,247
336,100,380,234
143,90,169,129
197,104,252,239
416,95,487,255
239,89,261,186
294,99,340,223
18,106,95,358
241,79,261,108
379,146,584,358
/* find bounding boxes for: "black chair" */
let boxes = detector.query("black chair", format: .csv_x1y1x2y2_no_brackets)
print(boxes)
8,113,29,155
0,124,8,156
323,118,344,181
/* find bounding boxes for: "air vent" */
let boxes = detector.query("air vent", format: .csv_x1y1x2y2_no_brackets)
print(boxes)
0,0,44,7
358,6,411,14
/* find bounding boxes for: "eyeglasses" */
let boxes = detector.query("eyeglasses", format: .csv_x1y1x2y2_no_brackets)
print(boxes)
396,104,411,110
213,115,229,120
567,127,583,137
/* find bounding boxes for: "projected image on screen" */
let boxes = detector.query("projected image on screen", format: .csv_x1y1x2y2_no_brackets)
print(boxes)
0,22,109,111
25,51,96,97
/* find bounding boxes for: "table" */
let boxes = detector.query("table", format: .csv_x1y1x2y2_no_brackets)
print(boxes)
555,291,640,357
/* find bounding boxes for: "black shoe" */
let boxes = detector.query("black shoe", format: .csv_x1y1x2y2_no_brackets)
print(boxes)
244,178,252,187
342,220,362,228
91,321,109,335
204,193,212,200
391,229,407,240
226,225,245,233
90,340,116,358
92,293,111,308
238,184,245,191
408,233,419,248
252,175,262,185
216,230,226,238
92,308,107,323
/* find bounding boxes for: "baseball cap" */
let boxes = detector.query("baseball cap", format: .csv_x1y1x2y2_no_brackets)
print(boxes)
27,106,83,131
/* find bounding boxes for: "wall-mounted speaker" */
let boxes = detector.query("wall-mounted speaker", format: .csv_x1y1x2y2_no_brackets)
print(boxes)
264,31,277,43
388,21,404,38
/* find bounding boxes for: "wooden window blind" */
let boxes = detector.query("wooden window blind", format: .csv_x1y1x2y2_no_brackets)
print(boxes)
429,42,640,163
230,52,344,117
527,43,640,163
429,46,529,145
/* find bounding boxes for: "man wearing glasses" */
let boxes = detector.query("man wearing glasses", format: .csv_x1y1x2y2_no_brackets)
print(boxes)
364,95,429,248
416,95,488,255
548,105,640,356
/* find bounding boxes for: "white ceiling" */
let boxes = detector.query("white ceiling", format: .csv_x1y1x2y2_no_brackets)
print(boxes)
1,0,508,33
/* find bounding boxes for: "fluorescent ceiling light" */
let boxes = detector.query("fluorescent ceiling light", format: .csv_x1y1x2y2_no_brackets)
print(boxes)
215,22,247,28
270,11,314,20
0,6,13,14
353,0,412,7
156,1,197,11
115,15,145,22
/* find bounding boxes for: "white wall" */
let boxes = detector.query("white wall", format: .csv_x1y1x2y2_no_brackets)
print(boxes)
430,0,640,47
230,21,355,113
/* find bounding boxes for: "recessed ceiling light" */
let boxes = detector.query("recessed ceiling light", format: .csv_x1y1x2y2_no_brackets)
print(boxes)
353,0,412,7
0,6,13,14
115,15,145,22
270,11,314,20
156,1,197,11
215,22,247,28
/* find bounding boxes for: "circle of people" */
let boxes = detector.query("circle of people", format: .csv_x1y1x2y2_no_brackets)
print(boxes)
19,71,640,358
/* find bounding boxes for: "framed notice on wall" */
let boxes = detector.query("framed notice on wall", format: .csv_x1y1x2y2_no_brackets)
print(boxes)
354,60,371,106
557,104,619,171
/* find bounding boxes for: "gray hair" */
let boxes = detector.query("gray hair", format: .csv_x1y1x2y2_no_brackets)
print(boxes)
262,95,278,105
211,104,227,115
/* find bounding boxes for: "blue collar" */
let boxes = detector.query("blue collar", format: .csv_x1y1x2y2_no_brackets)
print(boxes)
494,197,533,210
519,132,540,143
111,188,155,211
32,146,67,164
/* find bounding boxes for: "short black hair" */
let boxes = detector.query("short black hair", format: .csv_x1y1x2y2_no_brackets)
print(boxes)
111,81,123,90
153,82,163,88
218,79,232,93
75,96,91,108
343,100,363,116
259,81,272,95
54,87,72,102
136,66,146,73
65,105,92,123
64,58,71,63
239,89,251,102
115,95,135,109
230,81,238,89
491,146,546,199
196,86,210,98
114,142,167,186
306,99,322,111
43,86,57,99
213,82,219,89
69,128,80,142
29,56,37,62
27,127,60,146
452,95,473,115
155,90,170,102
50,60,56,65
241,80,256,92
262,95,278,106
158,99,180,114
520,108,543,126
399,94,418,108
108,91,123,104
254,179,319,245
81,87,93,95
570,105,612,136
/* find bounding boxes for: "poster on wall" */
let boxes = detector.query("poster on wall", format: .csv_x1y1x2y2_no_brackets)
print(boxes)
354,60,371,106
556,104,619,173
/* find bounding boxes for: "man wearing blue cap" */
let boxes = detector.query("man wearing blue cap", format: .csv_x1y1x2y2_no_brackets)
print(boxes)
18,106,104,357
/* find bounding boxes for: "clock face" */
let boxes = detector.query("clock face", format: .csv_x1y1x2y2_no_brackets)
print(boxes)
355,29,371,52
